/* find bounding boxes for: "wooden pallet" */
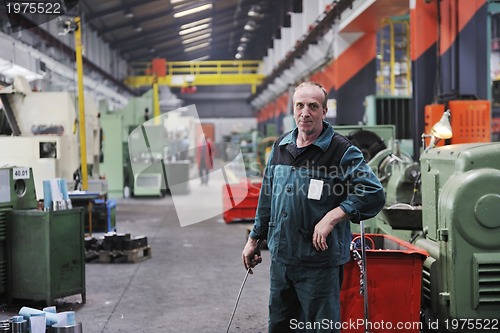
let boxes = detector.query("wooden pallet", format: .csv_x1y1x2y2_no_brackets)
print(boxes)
86,246,152,263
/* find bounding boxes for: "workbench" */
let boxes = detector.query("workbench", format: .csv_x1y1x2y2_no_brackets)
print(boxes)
69,191,105,236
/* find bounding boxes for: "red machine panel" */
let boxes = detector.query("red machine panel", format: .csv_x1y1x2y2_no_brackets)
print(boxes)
448,100,491,144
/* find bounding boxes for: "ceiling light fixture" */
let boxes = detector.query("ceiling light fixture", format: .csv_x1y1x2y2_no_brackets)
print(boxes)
180,17,211,30
184,42,210,53
181,31,211,40
124,9,134,18
179,23,210,36
244,22,256,31
181,33,211,45
173,3,212,18
190,55,210,62
134,25,143,32
248,5,264,19
180,29,212,41
171,0,187,3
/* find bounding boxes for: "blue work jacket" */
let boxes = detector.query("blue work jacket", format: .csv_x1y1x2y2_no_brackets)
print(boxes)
249,122,385,267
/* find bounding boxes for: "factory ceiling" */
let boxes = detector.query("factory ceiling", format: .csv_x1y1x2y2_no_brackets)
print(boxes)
79,0,299,63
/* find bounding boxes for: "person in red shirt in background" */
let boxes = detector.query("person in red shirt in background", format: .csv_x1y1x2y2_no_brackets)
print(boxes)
196,136,214,185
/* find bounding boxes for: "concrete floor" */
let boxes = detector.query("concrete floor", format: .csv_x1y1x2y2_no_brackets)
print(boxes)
0,174,271,332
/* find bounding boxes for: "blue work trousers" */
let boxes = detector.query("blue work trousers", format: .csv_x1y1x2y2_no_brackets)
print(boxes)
268,261,343,333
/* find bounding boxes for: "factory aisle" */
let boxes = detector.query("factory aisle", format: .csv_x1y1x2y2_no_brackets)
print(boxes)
0,176,270,333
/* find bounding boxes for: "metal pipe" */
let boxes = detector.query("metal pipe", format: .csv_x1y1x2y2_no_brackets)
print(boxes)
415,238,439,259
360,220,371,333
226,268,250,333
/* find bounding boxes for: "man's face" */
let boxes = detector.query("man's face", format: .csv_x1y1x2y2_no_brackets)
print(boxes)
293,85,327,136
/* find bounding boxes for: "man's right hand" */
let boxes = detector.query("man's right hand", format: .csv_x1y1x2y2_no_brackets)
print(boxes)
242,238,262,274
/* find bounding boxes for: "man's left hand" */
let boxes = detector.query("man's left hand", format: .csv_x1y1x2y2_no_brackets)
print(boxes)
313,219,334,251
312,207,351,251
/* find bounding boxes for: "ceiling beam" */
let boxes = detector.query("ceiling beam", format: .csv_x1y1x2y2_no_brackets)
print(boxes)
123,20,247,61
131,42,223,60
115,16,231,53
85,0,162,22
129,38,229,60
99,1,236,37
109,6,237,47
98,7,175,36
117,13,245,57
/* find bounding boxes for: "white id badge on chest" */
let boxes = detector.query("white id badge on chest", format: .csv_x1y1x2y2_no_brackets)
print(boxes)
307,179,323,200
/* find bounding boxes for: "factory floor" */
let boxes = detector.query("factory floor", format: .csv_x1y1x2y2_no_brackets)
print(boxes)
0,165,270,332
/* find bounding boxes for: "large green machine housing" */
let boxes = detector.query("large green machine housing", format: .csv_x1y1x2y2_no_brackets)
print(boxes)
417,143,500,325
0,167,38,295
334,125,500,330
0,166,85,305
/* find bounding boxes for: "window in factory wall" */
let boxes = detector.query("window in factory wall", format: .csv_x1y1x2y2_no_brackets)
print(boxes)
39,142,57,158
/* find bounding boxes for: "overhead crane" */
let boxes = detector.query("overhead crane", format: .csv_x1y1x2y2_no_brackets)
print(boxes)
125,59,265,119
125,60,264,92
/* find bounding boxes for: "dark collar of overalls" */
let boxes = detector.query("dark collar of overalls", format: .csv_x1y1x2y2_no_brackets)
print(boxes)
280,121,334,158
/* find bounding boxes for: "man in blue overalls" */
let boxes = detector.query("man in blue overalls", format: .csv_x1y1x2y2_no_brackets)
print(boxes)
242,81,385,332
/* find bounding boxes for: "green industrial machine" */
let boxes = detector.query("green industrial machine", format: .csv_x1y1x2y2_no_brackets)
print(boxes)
366,142,500,330
100,113,124,198
367,144,420,240
334,124,396,163
128,124,166,197
0,167,37,296
7,208,85,305
335,123,500,329
223,130,260,178
100,91,155,198
364,94,414,156
334,125,417,237
416,143,500,327
0,166,85,305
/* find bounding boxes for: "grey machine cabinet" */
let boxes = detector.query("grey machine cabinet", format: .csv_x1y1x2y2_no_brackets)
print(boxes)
7,208,86,305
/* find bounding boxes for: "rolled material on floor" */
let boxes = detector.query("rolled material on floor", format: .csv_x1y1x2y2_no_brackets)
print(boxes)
19,307,58,326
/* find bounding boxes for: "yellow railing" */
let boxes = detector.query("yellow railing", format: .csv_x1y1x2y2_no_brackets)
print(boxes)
125,60,264,93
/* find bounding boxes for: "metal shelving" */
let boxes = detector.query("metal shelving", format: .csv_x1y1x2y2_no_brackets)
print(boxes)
377,17,411,96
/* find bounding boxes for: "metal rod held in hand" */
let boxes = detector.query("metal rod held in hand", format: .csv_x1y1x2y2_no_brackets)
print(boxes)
226,239,262,333
360,220,370,333
226,268,251,333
